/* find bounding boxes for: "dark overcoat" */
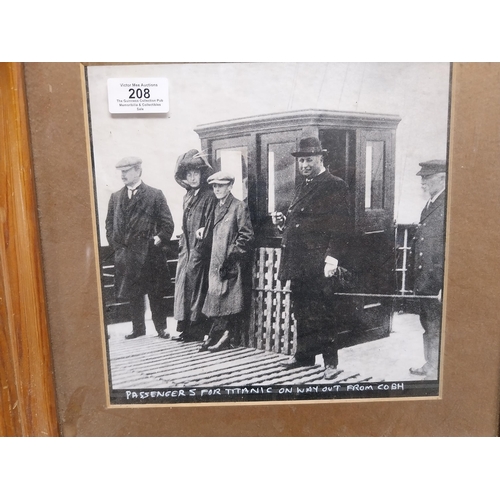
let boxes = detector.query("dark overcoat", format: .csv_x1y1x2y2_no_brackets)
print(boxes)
173,186,216,322
202,194,254,318
105,182,174,300
411,191,446,295
278,170,351,281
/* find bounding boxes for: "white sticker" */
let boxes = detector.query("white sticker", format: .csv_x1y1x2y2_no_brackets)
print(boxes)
107,78,169,114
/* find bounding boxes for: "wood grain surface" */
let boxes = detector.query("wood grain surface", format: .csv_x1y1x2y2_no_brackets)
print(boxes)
0,62,59,436
8,62,500,436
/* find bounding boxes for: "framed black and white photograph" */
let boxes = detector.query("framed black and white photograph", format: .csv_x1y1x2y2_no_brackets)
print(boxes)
84,62,451,405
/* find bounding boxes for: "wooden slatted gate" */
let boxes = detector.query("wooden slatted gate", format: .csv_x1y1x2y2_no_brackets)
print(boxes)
248,247,297,355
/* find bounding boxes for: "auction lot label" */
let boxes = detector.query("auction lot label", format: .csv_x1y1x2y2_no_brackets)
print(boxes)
107,78,169,114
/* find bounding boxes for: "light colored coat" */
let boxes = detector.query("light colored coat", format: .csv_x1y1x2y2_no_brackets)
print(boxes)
202,194,254,318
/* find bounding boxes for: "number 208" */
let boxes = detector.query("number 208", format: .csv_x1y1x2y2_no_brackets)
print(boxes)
128,88,150,99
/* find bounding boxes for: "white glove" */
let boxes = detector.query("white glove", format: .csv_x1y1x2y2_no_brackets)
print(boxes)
324,262,338,278
196,227,205,240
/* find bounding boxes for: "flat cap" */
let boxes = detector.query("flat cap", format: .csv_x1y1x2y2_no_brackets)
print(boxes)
115,156,142,170
207,171,235,185
416,159,447,176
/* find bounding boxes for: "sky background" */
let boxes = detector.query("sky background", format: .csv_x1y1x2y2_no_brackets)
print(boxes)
87,62,450,243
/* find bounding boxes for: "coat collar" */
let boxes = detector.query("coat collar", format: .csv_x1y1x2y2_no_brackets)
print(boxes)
421,190,446,221
214,193,234,225
289,170,330,208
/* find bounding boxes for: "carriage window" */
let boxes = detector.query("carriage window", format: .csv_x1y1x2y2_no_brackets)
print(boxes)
216,147,248,202
365,141,385,209
267,141,296,214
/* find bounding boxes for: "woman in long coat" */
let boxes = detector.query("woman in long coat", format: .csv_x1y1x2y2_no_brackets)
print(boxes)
173,149,216,342
200,171,254,352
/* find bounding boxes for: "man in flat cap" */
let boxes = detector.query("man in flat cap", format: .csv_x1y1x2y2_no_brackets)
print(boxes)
200,171,254,352
272,137,352,380
106,156,174,340
409,159,447,379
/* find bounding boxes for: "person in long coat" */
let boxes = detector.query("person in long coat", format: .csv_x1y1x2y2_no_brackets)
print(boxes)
272,137,353,380
200,171,254,352
106,156,174,339
173,149,217,342
409,159,447,380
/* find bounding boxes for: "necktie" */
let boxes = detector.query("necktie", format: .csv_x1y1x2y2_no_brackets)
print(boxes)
128,188,137,199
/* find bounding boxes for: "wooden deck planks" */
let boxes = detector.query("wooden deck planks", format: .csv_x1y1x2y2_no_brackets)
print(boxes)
108,336,377,389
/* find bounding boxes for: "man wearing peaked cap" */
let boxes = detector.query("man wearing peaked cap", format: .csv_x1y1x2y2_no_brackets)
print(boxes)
207,171,235,185
200,170,254,352
272,136,353,380
115,156,143,170
172,149,216,343
415,159,447,176
106,156,174,340
409,158,447,380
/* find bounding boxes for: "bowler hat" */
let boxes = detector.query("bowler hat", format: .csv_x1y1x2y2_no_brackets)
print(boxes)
416,159,447,177
291,137,327,157
207,171,235,185
115,156,142,170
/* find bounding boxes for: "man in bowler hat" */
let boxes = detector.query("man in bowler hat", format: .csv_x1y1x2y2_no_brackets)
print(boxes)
409,159,447,379
106,156,174,340
272,137,352,380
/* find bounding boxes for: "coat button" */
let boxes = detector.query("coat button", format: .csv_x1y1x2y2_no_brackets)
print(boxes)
418,265,422,269
301,208,305,212
296,224,300,228
421,237,424,241
419,252,423,256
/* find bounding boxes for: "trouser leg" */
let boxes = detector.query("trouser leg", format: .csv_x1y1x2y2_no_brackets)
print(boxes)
419,298,442,375
129,294,146,336
149,292,167,333
322,341,339,368
292,277,344,367
291,280,322,365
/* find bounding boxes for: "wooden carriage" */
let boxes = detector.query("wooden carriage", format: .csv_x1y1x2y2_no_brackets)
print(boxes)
194,109,401,354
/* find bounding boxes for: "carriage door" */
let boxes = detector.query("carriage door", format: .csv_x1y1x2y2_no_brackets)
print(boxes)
352,128,396,341
211,136,250,206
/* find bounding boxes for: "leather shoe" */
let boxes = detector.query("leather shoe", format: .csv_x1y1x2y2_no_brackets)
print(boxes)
125,332,145,340
157,329,170,339
207,331,230,352
199,335,215,352
280,357,315,370
324,366,343,380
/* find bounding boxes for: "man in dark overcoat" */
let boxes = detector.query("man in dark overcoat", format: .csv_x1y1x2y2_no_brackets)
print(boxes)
409,159,447,380
272,137,352,380
106,156,174,340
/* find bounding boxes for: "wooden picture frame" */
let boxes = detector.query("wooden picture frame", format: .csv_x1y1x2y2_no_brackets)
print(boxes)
2,62,500,436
